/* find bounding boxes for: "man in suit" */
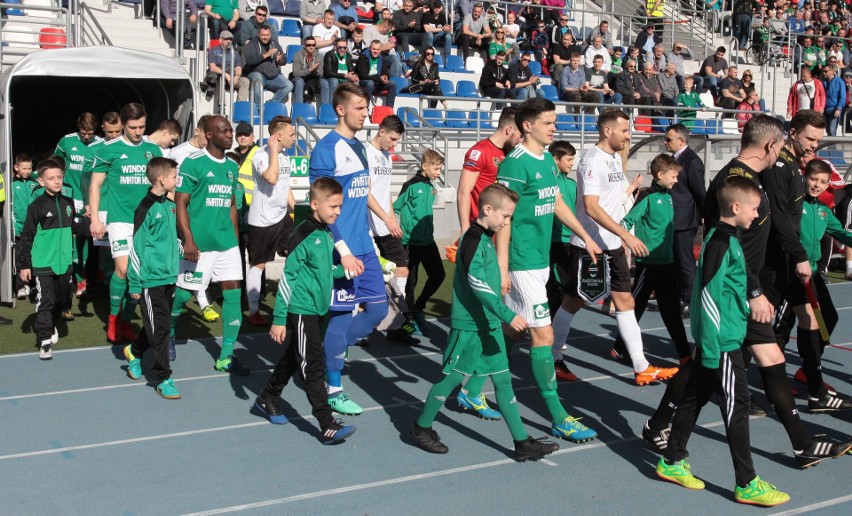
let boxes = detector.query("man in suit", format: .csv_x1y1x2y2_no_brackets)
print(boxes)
664,123,705,318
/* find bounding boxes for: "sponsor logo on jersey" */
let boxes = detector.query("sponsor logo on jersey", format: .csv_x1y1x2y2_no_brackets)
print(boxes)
113,239,129,252
316,238,321,245
182,271,203,284
498,180,509,187
533,303,549,320
66,206,72,217
227,319,241,326
207,171,215,177
120,154,129,159
71,146,78,151
469,149,481,160
347,174,370,198
535,172,542,179
156,212,162,219
176,176,183,187
144,151,154,160
335,288,356,303
657,199,663,204
46,211,53,218
226,171,234,182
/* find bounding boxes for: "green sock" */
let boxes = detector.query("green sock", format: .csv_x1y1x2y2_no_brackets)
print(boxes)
121,294,137,321
493,371,528,441
171,287,193,337
417,370,465,428
109,274,127,316
220,288,242,360
530,345,569,423
463,374,488,399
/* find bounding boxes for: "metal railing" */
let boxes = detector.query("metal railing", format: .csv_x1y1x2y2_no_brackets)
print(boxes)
0,2,72,68
75,1,113,47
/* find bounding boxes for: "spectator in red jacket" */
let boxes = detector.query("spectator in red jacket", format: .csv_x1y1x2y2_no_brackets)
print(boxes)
787,65,826,119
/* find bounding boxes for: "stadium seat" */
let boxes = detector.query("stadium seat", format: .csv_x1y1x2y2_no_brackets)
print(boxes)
469,111,493,130
582,114,597,131
445,110,469,128
397,107,421,128
370,105,394,124
262,102,289,123
395,77,414,97
292,103,319,125
232,101,257,124
4,0,25,16
634,116,653,132
433,54,444,68
465,56,485,75
456,80,480,98
286,44,301,64
280,19,302,37
319,104,338,125
527,61,542,76
265,18,280,35
422,109,445,127
38,27,67,50
209,39,221,49
439,79,456,96
445,55,471,73
556,114,579,132
540,85,559,102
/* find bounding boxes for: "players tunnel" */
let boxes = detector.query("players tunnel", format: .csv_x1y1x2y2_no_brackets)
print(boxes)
0,46,197,303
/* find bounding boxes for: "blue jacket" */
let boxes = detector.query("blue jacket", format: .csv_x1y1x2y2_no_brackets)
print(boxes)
824,76,845,111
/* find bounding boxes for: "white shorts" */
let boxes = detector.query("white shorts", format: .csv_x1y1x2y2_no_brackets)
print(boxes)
107,222,133,258
176,247,244,291
504,268,551,328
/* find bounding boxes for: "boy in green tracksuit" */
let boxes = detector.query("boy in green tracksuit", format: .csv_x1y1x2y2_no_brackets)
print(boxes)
123,158,182,399
783,159,852,413
11,154,38,299
611,154,691,363
17,158,91,360
253,178,357,445
657,176,791,507
392,149,446,333
676,76,705,129
411,183,560,461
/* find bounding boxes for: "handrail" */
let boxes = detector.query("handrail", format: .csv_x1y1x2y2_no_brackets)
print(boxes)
0,2,73,67
78,2,113,46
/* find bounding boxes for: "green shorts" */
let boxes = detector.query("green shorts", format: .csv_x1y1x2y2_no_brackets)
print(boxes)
442,327,509,377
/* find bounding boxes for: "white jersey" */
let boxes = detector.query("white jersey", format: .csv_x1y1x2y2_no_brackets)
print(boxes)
248,144,292,227
313,23,341,55
367,142,394,237
169,141,204,165
571,144,626,251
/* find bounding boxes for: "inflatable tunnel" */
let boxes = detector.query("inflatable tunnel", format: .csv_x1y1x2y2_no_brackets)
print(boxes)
0,47,196,304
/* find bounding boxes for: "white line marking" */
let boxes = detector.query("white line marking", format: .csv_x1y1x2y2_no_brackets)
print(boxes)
540,459,558,466
771,493,852,515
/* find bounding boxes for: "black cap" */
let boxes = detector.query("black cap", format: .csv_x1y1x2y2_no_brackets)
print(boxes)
235,122,253,135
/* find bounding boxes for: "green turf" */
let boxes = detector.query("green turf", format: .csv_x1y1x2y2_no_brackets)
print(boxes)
0,261,456,355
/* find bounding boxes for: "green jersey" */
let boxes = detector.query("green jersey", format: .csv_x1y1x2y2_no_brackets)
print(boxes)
551,173,576,243
801,196,852,272
12,177,39,236
54,133,103,204
497,145,558,271
92,137,162,224
83,139,109,212
393,173,436,246
176,149,239,252
621,182,675,265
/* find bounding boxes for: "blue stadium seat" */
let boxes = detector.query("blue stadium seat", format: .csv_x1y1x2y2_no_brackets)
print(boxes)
397,107,421,128
527,61,542,76
280,19,302,37
556,114,579,132
319,104,338,125
291,103,319,125
265,18,280,35
433,54,444,68
262,102,288,124
469,111,493,129
583,114,597,131
286,44,301,64
540,85,559,102
439,79,456,96
456,80,479,98
422,109,445,127
395,77,414,97
446,55,472,73
445,110,470,128
232,101,257,124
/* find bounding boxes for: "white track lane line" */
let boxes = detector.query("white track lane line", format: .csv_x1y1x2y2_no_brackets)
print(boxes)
771,493,852,515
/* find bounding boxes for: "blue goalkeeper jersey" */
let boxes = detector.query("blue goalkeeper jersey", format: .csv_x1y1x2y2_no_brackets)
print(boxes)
309,130,373,256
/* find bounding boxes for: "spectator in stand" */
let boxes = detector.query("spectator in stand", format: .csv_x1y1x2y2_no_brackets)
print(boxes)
586,54,617,104
645,0,665,34
740,69,766,111
489,26,517,61
331,0,358,39
700,45,728,96
205,0,240,40
550,13,572,46
313,10,342,55
666,42,698,93
300,0,329,40
421,2,453,60
677,75,706,128
828,40,846,69
626,45,644,70
585,36,611,72
736,89,763,131
823,64,846,135
551,31,581,86
659,63,679,108
634,24,661,58
842,69,852,130
616,59,641,108
587,20,614,55
363,19,404,77
292,36,329,105
503,11,521,48
407,46,449,108
458,3,492,60
704,0,725,33
787,64,826,118
733,0,760,49
348,27,367,59
518,1,543,39
528,20,550,65
479,50,510,109
636,61,662,116
507,52,542,100
717,66,746,117
239,4,276,47
323,37,359,99
813,35,830,69
161,0,198,50
800,35,818,71
357,40,398,107
393,0,430,54
203,30,250,102
561,52,599,114
789,9,806,34
244,25,293,105
648,44,667,73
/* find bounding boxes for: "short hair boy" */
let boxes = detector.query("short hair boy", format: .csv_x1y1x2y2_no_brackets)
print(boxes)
657,176,790,507
123,157,183,399
411,183,559,461
11,154,37,298
254,177,357,445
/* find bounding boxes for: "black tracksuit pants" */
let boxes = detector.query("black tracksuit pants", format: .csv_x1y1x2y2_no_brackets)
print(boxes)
405,242,446,312
673,227,698,304
132,285,175,382
34,273,73,347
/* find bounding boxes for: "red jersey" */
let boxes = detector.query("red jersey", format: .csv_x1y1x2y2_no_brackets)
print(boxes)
462,138,506,222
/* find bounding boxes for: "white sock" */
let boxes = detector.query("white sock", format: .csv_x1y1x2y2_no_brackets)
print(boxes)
196,289,210,310
397,275,408,298
246,266,264,314
615,310,650,372
846,260,852,274
327,385,343,396
551,307,575,361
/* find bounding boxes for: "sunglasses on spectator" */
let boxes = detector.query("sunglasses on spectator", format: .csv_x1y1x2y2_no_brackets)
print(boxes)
496,31,504,34
521,58,530,62
560,18,568,22
425,52,434,56
256,12,267,17
337,46,348,50
305,43,316,47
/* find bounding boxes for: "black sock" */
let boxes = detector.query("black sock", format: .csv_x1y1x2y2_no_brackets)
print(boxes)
648,359,694,430
758,363,812,451
796,327,826,399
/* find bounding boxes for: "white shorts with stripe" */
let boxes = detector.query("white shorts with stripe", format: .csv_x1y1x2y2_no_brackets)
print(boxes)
504,268,551,329
176,247,244,291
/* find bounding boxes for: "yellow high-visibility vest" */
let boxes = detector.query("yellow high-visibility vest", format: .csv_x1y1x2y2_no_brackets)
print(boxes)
646,0,664,17
237,145,259,205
